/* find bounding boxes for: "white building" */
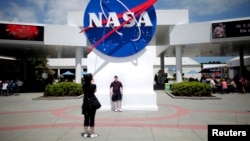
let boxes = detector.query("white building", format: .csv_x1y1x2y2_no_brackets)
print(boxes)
0,8,249,110
227,56,250,79
1,10,249,82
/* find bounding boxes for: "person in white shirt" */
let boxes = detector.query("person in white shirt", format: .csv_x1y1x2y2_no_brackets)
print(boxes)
210,78,217,94
16,79,24,95
1,80,9,96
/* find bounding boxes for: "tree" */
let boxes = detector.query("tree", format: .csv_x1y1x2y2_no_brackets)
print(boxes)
23,48,54,91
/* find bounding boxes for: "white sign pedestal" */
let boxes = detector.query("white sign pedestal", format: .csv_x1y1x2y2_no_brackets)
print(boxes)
87,48,158,111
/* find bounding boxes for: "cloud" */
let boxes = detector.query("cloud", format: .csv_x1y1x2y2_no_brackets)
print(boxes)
44,0,86,24
0,0,88,24
0,2,39,23
0,0,250,24
26,0,49,11
155,0,250,16
182,0,249,16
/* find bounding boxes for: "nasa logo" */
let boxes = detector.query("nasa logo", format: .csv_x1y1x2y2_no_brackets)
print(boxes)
83,0,157,57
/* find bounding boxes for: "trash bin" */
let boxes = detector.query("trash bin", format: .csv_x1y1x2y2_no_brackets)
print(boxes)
165,83,170,93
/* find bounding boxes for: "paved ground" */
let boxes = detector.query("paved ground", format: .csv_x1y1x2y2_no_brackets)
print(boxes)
0,91,249,141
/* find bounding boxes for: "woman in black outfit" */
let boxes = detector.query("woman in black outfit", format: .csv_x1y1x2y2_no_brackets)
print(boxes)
82,73,98,138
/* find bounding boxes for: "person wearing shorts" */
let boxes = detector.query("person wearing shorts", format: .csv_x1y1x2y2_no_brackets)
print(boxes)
110,75,123,112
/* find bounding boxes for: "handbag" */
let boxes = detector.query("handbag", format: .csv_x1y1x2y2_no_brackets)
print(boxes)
87,96,101,109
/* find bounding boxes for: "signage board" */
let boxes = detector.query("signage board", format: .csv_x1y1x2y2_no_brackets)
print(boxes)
83,0,157,57
212,19,250,39
0,23,44,41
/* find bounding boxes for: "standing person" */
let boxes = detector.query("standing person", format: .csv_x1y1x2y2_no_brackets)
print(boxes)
154,73,158,85
200,75,207,84
81,73,99,138
1,80,8,96
221,78,228,94
239,76,248,94
0,80,2,95
227,78,237,93
210,78,217,94
16,79,24,95
110,75,123,112
8,80,17,96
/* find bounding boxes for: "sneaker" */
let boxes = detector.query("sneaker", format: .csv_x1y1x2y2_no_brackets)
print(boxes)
114,109,118,112
90,134,99,138
81,133,88,138
118,109,122,112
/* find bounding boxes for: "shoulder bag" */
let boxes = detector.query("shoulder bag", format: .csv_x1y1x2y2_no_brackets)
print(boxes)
87,96,101,110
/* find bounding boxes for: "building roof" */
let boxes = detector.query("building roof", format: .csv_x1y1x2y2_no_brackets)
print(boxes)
226,56,250,67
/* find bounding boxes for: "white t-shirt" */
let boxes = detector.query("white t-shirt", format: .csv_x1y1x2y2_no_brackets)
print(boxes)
210,79,216,88
2,83,8,90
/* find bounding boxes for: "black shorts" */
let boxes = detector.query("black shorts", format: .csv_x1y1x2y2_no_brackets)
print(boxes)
111,92,122,102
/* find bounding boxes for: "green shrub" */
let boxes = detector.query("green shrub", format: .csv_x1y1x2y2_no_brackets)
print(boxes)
44,82,83,97
171,82,212,96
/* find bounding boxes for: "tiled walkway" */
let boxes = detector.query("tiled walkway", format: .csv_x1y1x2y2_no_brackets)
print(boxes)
0,91,249,141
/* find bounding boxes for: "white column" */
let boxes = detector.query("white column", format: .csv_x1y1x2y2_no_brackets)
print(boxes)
160,53,165,72
75,47,83,83
57,68,61,81
175,46,183,83
57,47,61,81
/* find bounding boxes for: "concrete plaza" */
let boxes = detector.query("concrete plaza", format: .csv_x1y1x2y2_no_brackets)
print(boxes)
0,91,249,141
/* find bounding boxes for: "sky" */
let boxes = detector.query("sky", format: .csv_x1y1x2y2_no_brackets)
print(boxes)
0,0,250,25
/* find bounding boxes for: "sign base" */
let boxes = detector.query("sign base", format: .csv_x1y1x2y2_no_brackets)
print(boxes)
87,48,158,111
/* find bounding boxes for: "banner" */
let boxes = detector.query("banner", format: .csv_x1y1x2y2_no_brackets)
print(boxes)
0,23,44,41
212,19,250,39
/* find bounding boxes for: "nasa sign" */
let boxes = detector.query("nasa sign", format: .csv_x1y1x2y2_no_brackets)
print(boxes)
83,0,157,57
